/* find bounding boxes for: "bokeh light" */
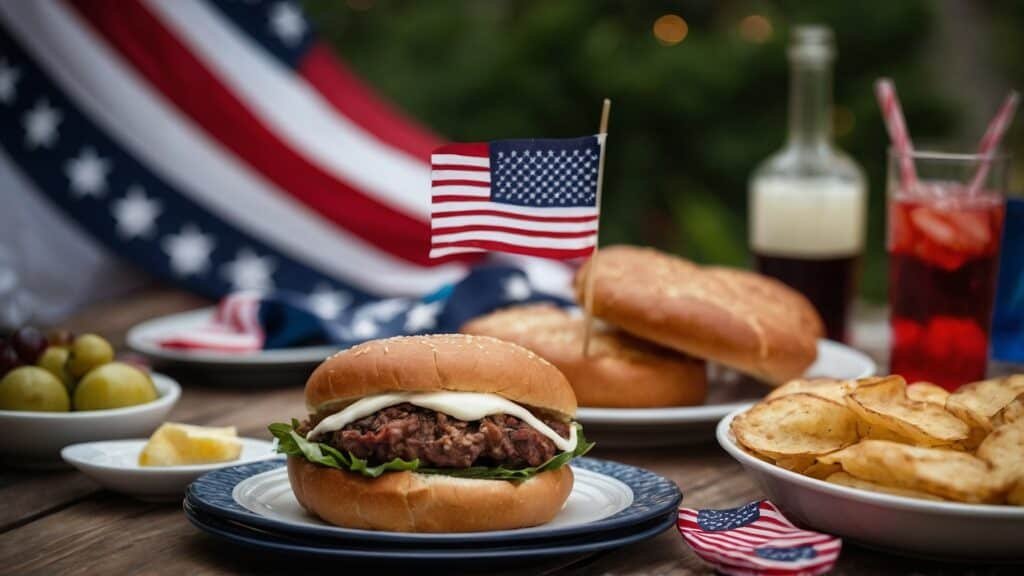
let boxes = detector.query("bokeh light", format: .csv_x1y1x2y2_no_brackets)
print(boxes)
738,14,773,44
653,14,688,46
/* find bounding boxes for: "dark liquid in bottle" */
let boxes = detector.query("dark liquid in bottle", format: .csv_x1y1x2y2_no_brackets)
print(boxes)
754,253,859,343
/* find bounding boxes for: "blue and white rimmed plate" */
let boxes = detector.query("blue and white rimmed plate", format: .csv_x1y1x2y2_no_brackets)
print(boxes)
186,457,681,545
577,339,876,447
183,496,676,564
718,407,1024,562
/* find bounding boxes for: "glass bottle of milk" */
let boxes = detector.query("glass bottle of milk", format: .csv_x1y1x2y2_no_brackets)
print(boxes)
749,25,866,343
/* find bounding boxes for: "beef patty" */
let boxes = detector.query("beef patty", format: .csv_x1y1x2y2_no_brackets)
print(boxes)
299,403,571,469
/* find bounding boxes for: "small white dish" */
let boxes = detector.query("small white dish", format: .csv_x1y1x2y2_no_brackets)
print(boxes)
0,373,181,468
62,438,279,502
577,340,875,447
717,407,1024,561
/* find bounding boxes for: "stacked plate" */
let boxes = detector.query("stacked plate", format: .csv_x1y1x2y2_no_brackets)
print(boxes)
184,457,682,566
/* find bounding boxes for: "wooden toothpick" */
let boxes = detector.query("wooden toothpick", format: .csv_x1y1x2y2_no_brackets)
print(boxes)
582,98,610,358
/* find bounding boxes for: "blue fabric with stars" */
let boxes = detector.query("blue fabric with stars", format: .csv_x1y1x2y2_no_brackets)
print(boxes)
207,0,315,68
696,501,761,531
754,545,818,562
490,136,600,207
257,265,569,349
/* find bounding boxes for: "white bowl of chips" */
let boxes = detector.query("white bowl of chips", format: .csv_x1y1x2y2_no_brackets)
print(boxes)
717,376,1024,562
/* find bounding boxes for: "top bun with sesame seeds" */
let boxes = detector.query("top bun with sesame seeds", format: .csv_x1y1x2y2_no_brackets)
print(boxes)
304,334,578,418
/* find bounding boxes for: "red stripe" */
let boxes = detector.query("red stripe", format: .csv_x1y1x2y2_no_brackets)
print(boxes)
430,240,594,260
431,209,598,223
430,164,490,172
298,43,441,162
433,142,490,157
431,180,490,188
432,225,596,238
67,0,471,267
430,195,493,203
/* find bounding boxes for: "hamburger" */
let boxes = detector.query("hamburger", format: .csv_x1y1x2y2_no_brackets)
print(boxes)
269,334,593,533
462,304,707,408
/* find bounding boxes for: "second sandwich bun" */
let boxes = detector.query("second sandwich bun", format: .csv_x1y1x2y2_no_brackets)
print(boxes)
304,333,577,417
574,245,823,384
462,304,707,408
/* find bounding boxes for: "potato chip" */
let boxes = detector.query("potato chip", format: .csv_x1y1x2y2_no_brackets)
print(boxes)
845,376,969,447
802,461,842,480
731,393,859,460
993,392,1024,428
906,382,949,406
1009,481,1024,506
774,455,817,473
976,419,1024,491
824,471,944,501
946,376,1024,444
766,378,856,404
818,440,1006,503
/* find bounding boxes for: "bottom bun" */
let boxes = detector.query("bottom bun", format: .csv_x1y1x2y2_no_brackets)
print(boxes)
462,304,707,408
287,456,574,532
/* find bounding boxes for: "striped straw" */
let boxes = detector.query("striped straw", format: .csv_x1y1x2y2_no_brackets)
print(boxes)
875,78,917,191
967,90,1020,195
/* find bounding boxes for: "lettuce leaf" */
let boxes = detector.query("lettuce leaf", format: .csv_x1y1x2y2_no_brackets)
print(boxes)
268,419,594,481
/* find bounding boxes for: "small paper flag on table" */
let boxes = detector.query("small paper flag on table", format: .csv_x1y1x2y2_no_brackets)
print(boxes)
677,501,841,576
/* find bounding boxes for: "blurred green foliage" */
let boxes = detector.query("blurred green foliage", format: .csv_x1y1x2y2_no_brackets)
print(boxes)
305,0,966,302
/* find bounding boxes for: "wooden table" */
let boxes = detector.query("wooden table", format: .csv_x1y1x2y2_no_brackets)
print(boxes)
0,289,1016,575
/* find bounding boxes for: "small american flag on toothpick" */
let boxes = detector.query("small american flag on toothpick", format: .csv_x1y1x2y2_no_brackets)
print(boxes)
429,99,610,357
429,136,602,259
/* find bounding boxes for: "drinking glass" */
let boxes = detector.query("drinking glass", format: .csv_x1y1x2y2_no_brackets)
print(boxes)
887,149,1007,390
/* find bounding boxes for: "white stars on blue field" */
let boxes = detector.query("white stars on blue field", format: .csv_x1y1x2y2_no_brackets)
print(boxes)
490,136,600,207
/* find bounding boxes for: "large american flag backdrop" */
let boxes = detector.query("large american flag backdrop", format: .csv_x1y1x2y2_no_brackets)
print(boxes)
0,0,571,316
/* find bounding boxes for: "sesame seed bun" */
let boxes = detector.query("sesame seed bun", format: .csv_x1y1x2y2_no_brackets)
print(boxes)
574,245,822,384
462,304,707,407
304,333,577,418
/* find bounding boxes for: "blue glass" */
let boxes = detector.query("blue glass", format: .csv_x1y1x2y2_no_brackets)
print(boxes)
992,197,1024,362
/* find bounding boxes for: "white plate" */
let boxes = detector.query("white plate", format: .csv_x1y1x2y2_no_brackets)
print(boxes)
126,307,337,367
717,408,1024,561
233,465,634,534
577,340,875,446
0,373,181,468
61,438,278,502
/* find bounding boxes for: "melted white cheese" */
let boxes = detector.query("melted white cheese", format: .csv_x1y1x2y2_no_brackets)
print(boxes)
307,391,577,452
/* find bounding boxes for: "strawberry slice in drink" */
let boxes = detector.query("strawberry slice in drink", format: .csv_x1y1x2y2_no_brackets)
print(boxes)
907,198,998,271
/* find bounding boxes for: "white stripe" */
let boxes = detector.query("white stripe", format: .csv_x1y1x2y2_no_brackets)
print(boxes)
431,201,599,218
431,215,598,233
162,332,262,349
431,154,490,167
431,170,490,183
0,0,467,296
430,186,491,198
143,0,429,219
431,231,596,249
428,246,486,258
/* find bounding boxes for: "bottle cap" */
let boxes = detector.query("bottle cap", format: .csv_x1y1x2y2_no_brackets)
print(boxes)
788,25,834,65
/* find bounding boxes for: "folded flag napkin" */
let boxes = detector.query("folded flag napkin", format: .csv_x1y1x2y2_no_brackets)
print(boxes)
156,266,568,352
678,501,841,576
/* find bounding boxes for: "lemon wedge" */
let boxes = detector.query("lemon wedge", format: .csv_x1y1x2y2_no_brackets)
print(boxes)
139,422,242,466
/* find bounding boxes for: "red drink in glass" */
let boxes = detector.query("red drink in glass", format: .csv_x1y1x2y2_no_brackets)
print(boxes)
888,185,1005,389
